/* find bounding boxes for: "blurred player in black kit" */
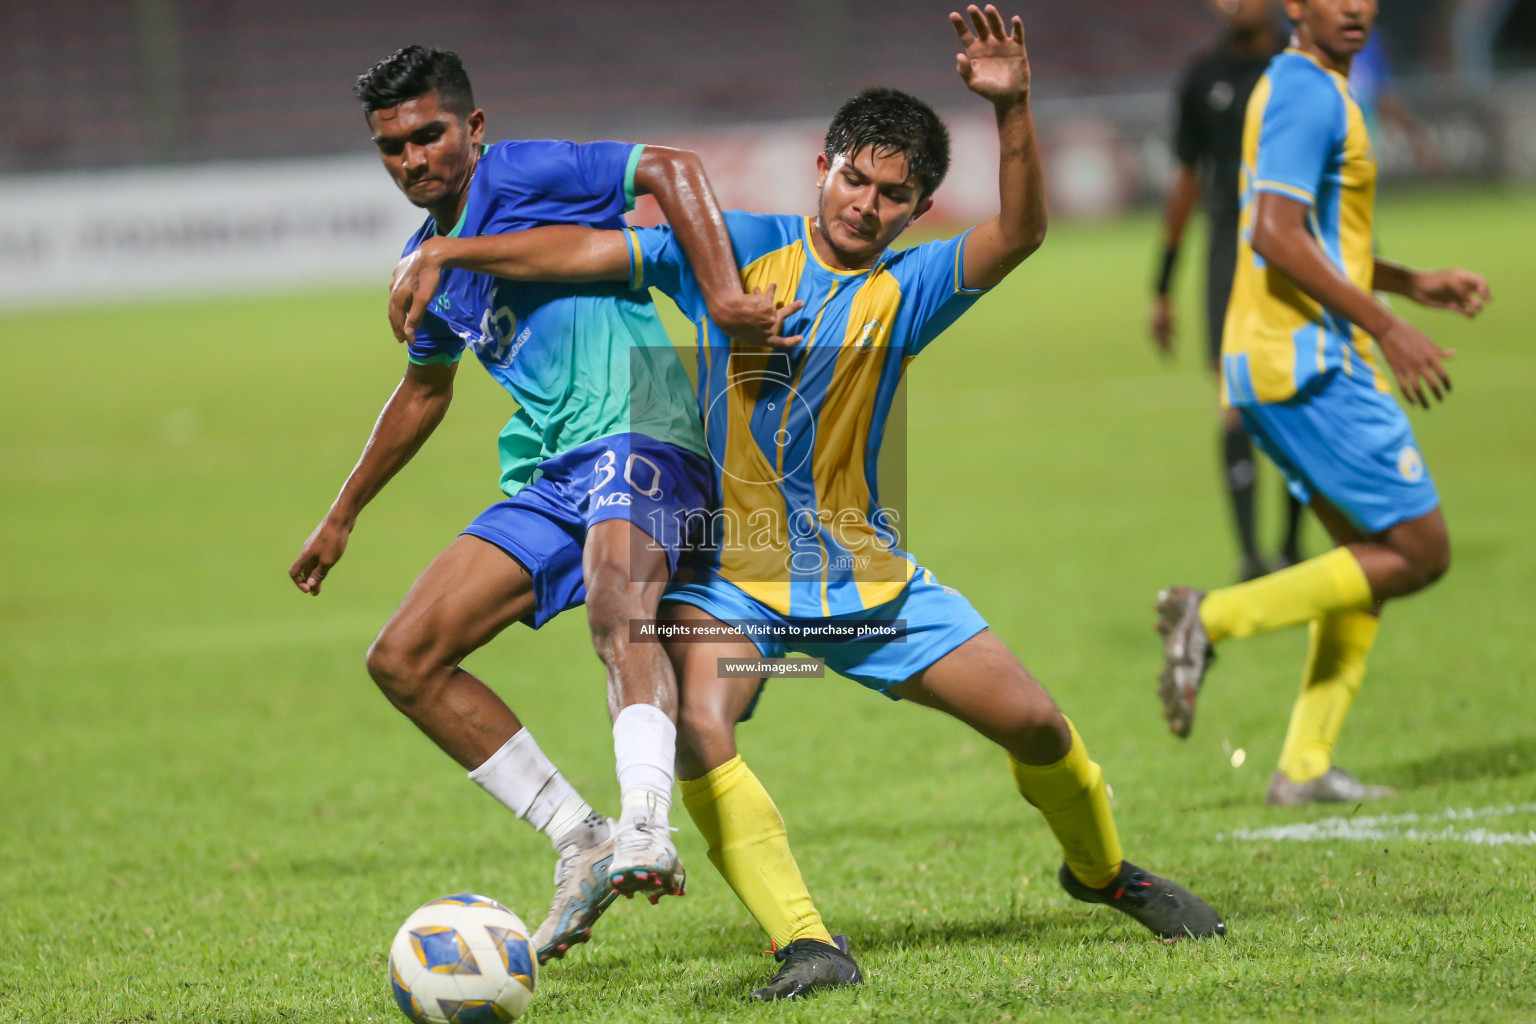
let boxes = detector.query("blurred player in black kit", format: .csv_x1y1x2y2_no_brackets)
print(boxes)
1150,0,1299,581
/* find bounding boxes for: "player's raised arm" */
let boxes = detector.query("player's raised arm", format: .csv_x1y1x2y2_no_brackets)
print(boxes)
289,360,456,595
1249,192,1487,408
952,4,1047,291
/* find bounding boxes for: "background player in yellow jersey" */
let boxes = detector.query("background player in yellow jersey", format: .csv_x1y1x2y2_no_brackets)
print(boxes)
1151,0,1299,582
393,4,1226,1000
1155,0,1491,805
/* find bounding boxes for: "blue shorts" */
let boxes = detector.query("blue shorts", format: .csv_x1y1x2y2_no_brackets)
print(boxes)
464,433,712,629
1239,371,1439,535
663,566,989,713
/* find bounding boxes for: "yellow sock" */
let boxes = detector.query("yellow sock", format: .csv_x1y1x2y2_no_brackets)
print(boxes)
679,755,833,950
1277,610,1379,783
1199,547,1372,644
1008,718,1123,889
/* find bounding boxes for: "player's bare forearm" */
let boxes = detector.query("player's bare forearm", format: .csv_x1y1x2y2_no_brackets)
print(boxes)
356,362,453,509
1373,257,1491,317
291,361,455,595
953,6,1044,290
1148,165,1198,352
1160,164,1200,251
962,98,1046,290
633,146,789,344
1371,258,1418,298
633,147,733,305
1253,192,1457,407
390,231,629,341
435,229,630,283
1251,193,1395,338
328,362,454,528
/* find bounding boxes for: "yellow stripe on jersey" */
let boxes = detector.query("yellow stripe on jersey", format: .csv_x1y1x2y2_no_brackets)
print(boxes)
625,228,644,291
714,240,808,613
1251,180,1316,203
813,264,915,610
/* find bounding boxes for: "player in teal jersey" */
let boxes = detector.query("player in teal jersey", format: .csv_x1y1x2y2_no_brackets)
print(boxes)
391,7,1225,999
288,46,793,962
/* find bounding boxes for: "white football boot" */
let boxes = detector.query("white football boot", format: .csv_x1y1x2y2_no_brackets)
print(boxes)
608,791,686,903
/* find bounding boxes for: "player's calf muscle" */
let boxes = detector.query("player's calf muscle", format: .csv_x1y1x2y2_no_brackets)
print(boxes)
675,709,736,780
669,643,757,778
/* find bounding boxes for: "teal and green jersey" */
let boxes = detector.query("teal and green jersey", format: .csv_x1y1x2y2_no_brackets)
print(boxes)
403,139,706,496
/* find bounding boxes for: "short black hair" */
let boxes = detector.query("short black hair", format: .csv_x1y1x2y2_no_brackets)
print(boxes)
354,45,475,118
823,88,951,198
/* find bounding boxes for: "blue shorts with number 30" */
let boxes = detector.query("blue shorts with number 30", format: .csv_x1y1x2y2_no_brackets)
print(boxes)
463,433,713,628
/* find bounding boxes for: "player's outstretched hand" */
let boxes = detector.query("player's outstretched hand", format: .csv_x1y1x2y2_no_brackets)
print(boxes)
951,4,1030,103
712,283,806,350
289,518,351,596
1408,268,1491,318
1377,317,1455,409
389,239,448,344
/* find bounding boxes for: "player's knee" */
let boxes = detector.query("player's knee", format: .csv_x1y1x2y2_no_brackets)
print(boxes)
1005,702,1071,765
675,700,735,781
366,632,432,707
1416,534,1452,589
673,719,719,782
1397,522,1452,593
584,567,646,649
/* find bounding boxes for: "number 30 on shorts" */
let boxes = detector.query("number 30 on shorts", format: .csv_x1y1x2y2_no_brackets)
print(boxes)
588,449,664,499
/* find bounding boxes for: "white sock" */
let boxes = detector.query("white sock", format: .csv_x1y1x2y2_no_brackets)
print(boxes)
468,729,597,851
612,703,676,827
544,794,603,850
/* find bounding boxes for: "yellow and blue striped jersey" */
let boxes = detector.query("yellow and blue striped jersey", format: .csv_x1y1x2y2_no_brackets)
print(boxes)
1222,49,1384,406
628,211,987,617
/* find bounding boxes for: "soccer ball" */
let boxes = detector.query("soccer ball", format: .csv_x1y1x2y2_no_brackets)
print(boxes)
388,893,537,1023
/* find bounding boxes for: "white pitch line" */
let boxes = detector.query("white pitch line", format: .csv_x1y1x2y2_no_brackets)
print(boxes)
1219,803,1536,846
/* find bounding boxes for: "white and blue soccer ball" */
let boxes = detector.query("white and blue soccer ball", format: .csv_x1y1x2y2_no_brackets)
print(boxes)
388,893,537,1023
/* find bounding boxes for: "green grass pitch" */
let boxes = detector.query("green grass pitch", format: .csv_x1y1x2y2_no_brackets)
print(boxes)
2,190,1534,1023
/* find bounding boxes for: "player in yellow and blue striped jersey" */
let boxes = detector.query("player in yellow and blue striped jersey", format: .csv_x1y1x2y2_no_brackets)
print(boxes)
394,4,1226,999
1155,0,1492,807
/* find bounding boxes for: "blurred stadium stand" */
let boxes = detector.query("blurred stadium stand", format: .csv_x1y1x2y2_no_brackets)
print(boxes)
2,1,1532,307
2,0,1515,173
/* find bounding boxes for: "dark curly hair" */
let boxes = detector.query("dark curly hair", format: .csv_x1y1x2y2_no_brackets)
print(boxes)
354,45,475,118
823,88,951,198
